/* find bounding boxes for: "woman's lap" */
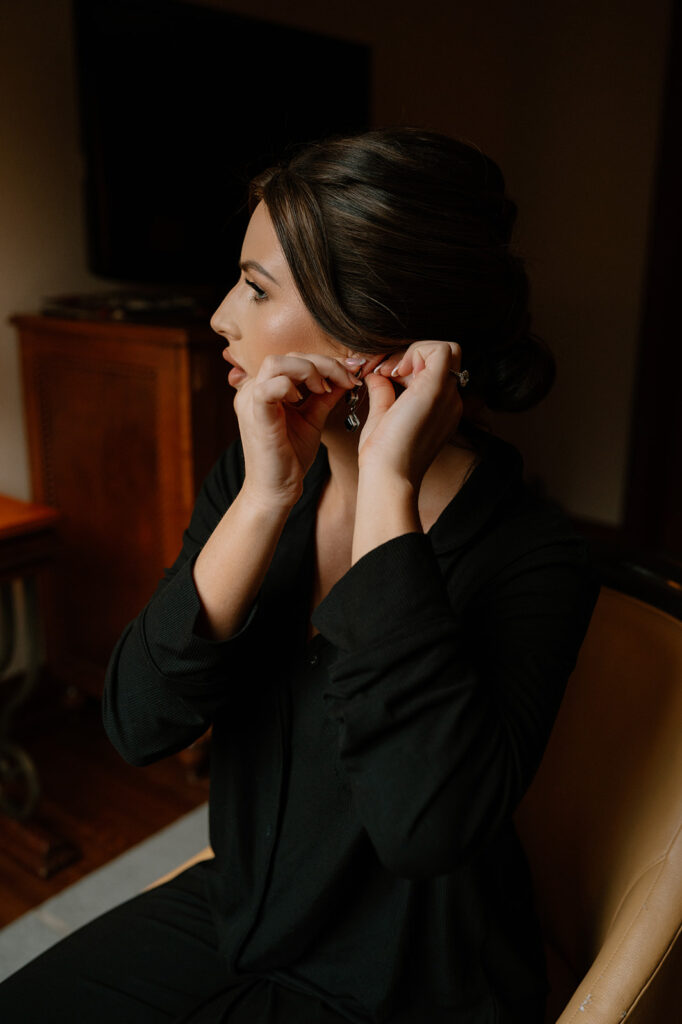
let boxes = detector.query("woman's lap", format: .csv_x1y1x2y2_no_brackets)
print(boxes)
0,864,348,1024
0,864,226,1023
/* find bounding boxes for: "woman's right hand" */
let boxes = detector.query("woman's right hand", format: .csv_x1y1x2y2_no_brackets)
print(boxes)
233,351,359,511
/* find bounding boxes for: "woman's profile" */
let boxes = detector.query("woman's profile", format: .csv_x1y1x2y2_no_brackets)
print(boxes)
0,128,598,1023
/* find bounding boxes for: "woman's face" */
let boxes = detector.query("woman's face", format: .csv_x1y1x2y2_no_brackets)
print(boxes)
211,201,340,388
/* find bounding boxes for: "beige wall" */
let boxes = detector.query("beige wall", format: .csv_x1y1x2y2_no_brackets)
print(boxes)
0,0,672,527
0,0,101,500
489,2,671,523
200,0,671,525
0,0,102,676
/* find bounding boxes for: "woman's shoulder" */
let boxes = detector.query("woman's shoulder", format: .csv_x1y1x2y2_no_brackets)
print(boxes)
434,424,598,606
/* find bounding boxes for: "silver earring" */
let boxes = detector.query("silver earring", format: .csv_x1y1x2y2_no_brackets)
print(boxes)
344,388,361,431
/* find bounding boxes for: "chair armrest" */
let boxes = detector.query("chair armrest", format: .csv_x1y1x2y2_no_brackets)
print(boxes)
145,846,214,890
557,826,682,1023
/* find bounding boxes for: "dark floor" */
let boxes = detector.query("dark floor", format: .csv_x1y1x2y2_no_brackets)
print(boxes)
0,678,209,927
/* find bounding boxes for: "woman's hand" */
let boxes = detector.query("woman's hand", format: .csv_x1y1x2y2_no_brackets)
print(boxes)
358,341,464,491
233,351,359,510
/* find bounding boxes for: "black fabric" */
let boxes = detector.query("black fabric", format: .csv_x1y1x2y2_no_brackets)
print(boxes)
0,864,348,1023
1,428,598,1023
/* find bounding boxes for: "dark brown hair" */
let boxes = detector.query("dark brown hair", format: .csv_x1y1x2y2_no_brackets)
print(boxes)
250,127,554,412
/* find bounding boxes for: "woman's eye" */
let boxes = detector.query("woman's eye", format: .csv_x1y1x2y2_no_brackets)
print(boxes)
245,278,267,301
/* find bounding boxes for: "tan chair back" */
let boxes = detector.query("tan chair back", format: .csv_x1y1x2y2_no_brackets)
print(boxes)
516,585,682,1022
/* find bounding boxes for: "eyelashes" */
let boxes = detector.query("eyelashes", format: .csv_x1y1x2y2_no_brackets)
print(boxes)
245,278,267,301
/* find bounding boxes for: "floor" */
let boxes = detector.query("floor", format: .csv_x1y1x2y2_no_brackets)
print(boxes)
0,802,209,983
0,680,209,928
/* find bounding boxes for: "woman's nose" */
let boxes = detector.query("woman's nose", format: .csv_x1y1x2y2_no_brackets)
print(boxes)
210,289,240,340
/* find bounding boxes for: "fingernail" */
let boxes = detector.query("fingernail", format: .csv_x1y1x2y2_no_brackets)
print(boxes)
294,387,304,401
322,379,332,393
391,366,402,377
343,357,367,367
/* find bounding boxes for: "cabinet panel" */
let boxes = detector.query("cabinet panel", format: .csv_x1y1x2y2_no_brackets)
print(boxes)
13,316,237,694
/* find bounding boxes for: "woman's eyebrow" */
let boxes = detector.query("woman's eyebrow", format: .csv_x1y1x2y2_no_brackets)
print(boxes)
239,259,280,285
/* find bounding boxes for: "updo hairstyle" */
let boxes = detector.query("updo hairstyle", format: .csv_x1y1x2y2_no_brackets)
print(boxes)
249,127,554,412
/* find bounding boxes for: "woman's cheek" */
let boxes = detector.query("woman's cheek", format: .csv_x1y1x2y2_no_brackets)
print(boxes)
267,308,306,350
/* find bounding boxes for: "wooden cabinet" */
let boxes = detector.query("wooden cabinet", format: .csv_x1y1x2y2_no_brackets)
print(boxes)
12,315,238,696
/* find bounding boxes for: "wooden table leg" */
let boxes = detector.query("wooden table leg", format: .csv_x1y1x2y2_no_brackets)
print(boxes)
0,576,80,877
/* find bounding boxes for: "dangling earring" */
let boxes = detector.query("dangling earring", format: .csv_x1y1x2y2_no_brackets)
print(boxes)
344,386,361,432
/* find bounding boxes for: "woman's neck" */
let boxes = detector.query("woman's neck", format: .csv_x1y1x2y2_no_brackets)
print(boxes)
320,412,362,510
320,404,481,534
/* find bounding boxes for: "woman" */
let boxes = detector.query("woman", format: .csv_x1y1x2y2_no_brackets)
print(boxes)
0,128,598,1023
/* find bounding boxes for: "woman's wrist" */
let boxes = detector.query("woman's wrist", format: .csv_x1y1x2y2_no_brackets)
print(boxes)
238,478,303,520
191,483,296,642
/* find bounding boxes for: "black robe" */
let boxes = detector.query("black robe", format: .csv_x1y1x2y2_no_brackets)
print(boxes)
103,428,598,1023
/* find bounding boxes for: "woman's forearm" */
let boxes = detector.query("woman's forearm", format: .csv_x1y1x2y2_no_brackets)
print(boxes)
192,487,293,640
352,470,421,565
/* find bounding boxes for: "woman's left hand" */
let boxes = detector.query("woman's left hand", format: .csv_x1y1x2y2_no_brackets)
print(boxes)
358,340,464,491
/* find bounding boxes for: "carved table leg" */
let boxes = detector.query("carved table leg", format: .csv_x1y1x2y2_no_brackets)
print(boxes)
0,578,41,818
0,576,80,877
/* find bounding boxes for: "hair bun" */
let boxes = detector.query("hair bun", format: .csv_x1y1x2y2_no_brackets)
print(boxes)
252,127,556,413
480,333,556,413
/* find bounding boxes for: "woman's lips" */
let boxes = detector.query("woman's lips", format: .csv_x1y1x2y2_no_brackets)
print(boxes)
222,347,248,387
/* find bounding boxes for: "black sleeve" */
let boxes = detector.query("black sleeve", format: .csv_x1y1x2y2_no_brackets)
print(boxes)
102,442,256,767
312,529,599,879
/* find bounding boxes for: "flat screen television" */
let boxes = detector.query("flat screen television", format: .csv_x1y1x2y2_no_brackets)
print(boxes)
73,0,371,292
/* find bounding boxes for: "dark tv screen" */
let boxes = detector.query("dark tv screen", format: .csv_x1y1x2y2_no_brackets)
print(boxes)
73,0,371,288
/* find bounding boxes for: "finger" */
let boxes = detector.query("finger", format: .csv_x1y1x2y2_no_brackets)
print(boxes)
255,374,306,407
282,352,360,392
394,342,448,377
255,355,347,395
372,352,405,378
295,383,347,433
256,354,344,397
258,370,349,431
393,341,461,381
362,373,396,434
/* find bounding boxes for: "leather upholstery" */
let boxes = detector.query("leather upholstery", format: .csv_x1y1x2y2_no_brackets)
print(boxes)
515,586,682,1022
147,847,213,890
